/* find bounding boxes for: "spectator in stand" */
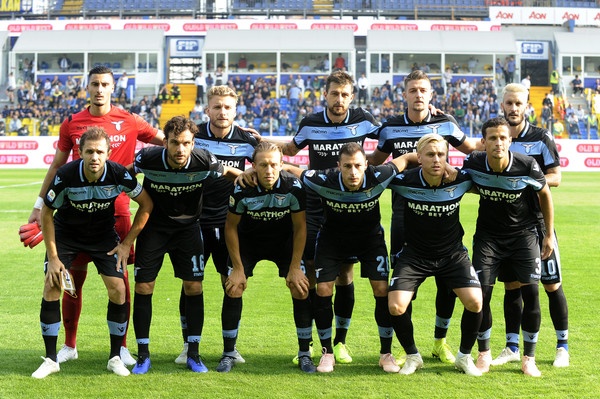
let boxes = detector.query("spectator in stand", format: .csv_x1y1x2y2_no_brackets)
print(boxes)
505,56,516,83
38,119,49,136
58,54,71,72
6,72,16,103
541,104,553,130
288,83,301,109
495,59,504,84
381,54,390,72
467,57,478,73
9,111,22,133
334,53,346,70
238,55,247,69
170,83,181,104
357,73,369,105
521,75,531,100
116,72,128,103
195,71,206,103
594,78,600,94
567,113,580,138
0,120,5,136
129,100,141,115
284,121,295,136
575,104,585,121
542,92,554,109
571,75,584,97
550,69,560,94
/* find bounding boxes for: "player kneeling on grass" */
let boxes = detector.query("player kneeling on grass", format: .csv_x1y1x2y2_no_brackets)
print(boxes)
223,142,314,373
32,127,153,379
387,133,483,376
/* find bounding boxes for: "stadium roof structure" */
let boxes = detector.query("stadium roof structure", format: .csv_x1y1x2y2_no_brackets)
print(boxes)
554,32,600,55
203,29,355,52
367,30,517,54
12,30,164,53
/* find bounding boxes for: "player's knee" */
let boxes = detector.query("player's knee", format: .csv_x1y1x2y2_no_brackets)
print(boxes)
371,285,388,298
464,296,482,313
183,281,203,296
388,302,407,316
504,281,520,290
42,284,61,301
290,287,308,300
543,282,561,293
135,281,155,295
316,283,334,297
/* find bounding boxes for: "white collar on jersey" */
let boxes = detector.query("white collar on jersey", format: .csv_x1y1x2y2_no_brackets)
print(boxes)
404,111,431,125
323,109,350,124
485,150,514,172
517,121,530,138
78,158,108,183
160,148,192,170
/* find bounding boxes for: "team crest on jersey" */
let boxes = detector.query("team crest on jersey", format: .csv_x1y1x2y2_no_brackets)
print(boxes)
346,125,359,136
507,178,522,188
274,194,287,206
102,186,117,195
305,170,316,178
47,189,56,202
227,144,241,155
520,143,535,154
54,175,62,185
111,121,125,131
185,173,200,181
363,187,375,198
444,186,458,198
427,124,442,134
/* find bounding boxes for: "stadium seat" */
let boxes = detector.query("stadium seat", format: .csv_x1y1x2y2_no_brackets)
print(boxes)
113,62,121,69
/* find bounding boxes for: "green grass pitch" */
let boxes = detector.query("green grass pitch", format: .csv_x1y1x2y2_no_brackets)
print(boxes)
0,170,599,398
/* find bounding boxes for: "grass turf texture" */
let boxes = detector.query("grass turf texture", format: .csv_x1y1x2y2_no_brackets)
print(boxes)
0,169,598,398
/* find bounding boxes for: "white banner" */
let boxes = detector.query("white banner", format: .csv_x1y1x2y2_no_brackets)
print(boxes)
0,18,500,38
2,137,599,172
490,6,600,26
517,40,549,60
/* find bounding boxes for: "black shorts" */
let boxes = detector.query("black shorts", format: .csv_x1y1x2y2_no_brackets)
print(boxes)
134,223,205,283
389,245,480,292
46,229,124,278
389,194,405,268
227,236,297,278
472,230,541,286
498,226,562,285
202,225,229,276
314,229,389,283
305,194,357,265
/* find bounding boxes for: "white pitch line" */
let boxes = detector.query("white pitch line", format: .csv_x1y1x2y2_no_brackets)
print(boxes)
0,181,43,189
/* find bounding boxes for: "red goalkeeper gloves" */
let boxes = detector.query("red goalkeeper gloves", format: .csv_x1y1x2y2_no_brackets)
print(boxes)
19,222,44,248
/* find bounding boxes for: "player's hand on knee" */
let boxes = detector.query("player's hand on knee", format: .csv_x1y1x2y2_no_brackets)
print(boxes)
107,243,129,272
225,269,247,297
286,267,309,297
45,258,65,288
235,168,257,188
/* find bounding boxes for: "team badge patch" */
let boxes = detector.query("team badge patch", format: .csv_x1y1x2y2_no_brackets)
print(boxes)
229,195,235,207
305,170,316,177
47,189,56,202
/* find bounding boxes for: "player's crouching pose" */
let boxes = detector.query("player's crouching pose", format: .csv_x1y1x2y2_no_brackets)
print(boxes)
387,134,483,376
464,117,555,377
33,127,153,378
130,116,241,374
223,142,315,373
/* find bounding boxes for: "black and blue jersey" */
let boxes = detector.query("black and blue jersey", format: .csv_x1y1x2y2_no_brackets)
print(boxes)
377,112,466,158
134,146,224,228
301,163,398,237
509,121,560,175
294,108,379,170
44,159,142,235
463,151,547,236
389,167,472,258
229,170,305,241
195,122,258,227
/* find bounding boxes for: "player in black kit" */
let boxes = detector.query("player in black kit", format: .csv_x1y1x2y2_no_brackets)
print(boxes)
172,85,257,366
259,71,380,364
282,143,415,374
491,83,569,369
33,127,153,379
387,133,482,376
130,116,240,375
368,70,482,365
222,142,315,373
463,117,555,377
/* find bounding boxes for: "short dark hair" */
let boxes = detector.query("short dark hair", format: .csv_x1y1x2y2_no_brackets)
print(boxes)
163,115,198,139
404,70,431,87
326,70,354,92
338,142,365,161
481,116,510,138
80,126,110,150
88,65,114,81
